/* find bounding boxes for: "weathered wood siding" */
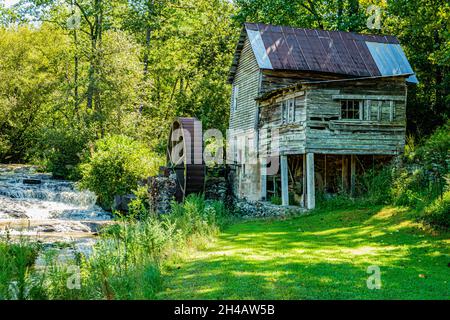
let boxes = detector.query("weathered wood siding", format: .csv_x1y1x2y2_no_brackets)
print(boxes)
261,70,343,93
228,37,262,201
258,77,407,156
304,78,407,155
259,92,307,155
229,38,261,133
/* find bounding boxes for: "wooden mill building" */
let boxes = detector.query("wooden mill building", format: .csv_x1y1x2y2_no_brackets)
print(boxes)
228,23,417,209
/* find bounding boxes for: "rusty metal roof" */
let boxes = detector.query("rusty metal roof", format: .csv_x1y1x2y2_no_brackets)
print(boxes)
229,23,417,84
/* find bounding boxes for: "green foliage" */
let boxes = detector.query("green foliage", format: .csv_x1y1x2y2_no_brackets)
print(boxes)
0,238,41,300
353,122,450,229
416,121,450,182
234,0,366,31
79,135,163,210
0,195,231,300
32,126,91,179
422,191,450,230
127,186,152,221
269,195,282,205
316,192,359,210
169,195,229,238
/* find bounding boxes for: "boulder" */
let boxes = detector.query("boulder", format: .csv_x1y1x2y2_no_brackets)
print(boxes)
23,179,41,185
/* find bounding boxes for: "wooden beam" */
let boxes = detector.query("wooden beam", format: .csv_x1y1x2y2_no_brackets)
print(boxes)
332,94,405,101
302,155,307,208
281,155,289,206
342,155,349,192
351,155,356,196
324,154,327,192
260,158,267,201
306,153,315,210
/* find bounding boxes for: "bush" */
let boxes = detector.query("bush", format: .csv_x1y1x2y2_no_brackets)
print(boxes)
421,191,450,230
31,126,90,180
127,186,152,220
79,135,163,210
363,167,394,205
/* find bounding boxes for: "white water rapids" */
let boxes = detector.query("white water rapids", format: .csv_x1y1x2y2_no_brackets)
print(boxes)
0,165,112,241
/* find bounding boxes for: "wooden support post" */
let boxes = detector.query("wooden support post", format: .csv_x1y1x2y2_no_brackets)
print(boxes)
260,158,267,201
342,155,349,192
351,155,356,196
306,153,315,210
302,155,307,208
324,155,327,192
281,155,289,206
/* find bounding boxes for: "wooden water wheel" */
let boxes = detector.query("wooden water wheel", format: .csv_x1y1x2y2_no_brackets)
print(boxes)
167,117,205,201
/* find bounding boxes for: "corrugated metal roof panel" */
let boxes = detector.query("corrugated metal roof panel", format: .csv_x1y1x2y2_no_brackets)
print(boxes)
247,30,273,70
366,42,418,83
228,23,417,84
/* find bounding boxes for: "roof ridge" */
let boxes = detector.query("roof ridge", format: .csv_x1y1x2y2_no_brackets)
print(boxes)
243,22,399,42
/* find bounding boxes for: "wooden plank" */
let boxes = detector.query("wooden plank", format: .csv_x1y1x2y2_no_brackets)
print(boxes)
332,94,405,101
281,155,289,206
342,155,349,191
303,155,307,208
260,158,267,200
351,155,356,196
306,153,315,209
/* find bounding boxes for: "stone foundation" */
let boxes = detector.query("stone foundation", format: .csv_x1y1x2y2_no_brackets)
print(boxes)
143,166,304,219
234,199,305,218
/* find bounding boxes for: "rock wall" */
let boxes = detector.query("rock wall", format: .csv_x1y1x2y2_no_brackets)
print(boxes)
147,175,177,214
234,199,306,218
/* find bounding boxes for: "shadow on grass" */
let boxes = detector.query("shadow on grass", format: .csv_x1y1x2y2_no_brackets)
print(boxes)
158,206,450,300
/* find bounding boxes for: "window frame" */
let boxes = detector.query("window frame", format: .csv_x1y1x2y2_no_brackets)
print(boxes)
340,99,397,122
232,85,239,112
340,99,363,120
281,99,296,124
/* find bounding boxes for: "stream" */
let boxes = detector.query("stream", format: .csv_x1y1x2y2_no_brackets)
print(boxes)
0,165,112,246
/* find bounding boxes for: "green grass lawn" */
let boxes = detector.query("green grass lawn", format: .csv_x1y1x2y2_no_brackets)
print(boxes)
158,206,449,300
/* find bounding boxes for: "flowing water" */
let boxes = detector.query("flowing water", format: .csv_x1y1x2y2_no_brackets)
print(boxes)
0,164,112,242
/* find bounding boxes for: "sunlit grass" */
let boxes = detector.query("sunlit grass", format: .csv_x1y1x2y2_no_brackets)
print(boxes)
158,206,450,300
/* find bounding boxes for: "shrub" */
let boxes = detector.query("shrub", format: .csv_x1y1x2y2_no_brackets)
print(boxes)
127,186,152,220
79,135,163,210
421,191,450,230
31,126,90,180
363,166,394,205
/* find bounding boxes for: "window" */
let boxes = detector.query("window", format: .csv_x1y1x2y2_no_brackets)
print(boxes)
341,100,362,120
232,85,239,112
335,96,397,122
366,100,396,122
281,99,296,124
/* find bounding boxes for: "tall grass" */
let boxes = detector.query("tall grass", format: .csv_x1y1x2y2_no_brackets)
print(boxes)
0,238,41,300
0,195,231,300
